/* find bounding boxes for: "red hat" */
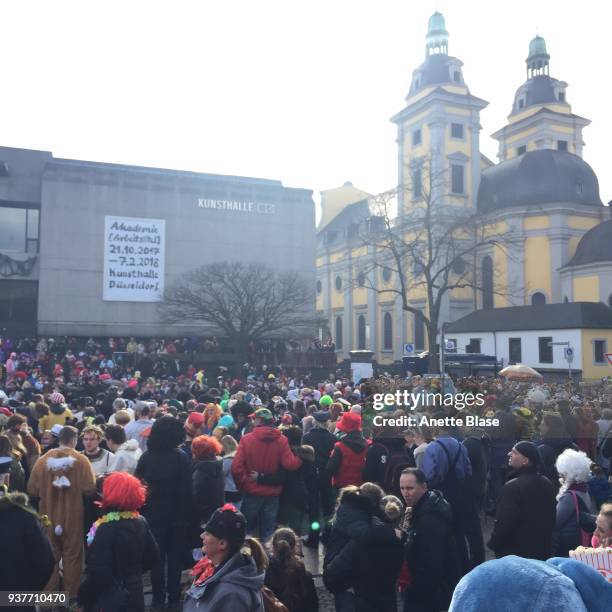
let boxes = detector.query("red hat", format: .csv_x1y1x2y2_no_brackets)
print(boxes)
185,411,205,437
336,412,362,433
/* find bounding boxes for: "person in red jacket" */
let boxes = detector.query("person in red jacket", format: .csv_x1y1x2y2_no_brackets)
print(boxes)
325,413,369,490
231,408,302,541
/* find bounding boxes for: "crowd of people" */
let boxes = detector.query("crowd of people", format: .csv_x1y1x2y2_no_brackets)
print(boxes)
1,335,612,611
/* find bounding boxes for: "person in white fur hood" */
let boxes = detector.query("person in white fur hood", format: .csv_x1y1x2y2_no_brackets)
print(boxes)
552,448,597,557
105,424,142,475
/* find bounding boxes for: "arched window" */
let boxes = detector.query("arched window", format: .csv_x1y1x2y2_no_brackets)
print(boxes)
531,292,546,305
382,267,392,283
357,315,366,350
335,275,342,291
563,296,569,303
335,316,343,350
414,310,425,350
357,271,366,287
316,280,322,294
383,312,393,350
482,256,493,309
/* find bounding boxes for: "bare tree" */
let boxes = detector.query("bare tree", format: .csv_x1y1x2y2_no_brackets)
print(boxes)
355,156,518,372
160,262,314,368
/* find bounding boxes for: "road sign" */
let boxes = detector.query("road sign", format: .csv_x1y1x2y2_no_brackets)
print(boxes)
445,340,456,351
606,353,612,366
564,347,574,363
403,343,415,355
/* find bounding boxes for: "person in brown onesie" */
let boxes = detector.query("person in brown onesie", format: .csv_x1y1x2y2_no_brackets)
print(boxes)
27,425,96,601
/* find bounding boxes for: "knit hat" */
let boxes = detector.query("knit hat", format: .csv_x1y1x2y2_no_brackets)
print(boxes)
514,441,541,467
184,411,205,437
336,412,362,433
204,503,246,548
218,414,235,429
50,392,65,405
313,410,331,423
249,407,274,422
319,395,333,408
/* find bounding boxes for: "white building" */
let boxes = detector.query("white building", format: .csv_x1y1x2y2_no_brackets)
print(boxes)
444,302,612,380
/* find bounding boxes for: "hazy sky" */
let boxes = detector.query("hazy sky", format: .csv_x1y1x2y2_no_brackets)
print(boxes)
2,1,610,208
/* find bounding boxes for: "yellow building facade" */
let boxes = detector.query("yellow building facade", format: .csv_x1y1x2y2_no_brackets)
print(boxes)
316,12,611,366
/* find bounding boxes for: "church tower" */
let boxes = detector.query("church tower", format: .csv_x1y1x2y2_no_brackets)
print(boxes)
391,12,488,217
492,36,591,161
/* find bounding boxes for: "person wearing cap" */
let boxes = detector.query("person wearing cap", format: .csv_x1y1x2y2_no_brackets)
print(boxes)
488,441,556,560
38,392,73,432
0,456,55,612
181,411,205,456
325,412,369,490
183,504,267,611
231,407,302,542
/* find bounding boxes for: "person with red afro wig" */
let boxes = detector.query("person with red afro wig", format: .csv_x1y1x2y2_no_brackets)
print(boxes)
189,435,225,550
192,434,223,460
78,472,159,612
101,471,147,511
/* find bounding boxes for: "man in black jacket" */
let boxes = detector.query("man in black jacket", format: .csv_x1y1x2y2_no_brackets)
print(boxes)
302,411,336,547
488,441,556,561
400,468,460,612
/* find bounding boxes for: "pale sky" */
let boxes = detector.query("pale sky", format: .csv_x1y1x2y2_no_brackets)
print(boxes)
2,0,610,210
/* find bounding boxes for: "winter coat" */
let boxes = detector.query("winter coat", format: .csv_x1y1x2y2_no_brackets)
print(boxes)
135,448,192,528
38,405,74,431
403,489,461,612
325,431,369,488
325,491,382,566
109,440,142,475
222,454,239,493
488,466,556,560
280,445,316,509
422,436,472,488
324,518,403,612
190,457,225,545
413,442,428,470
265,556,318,612
462,433,490,509
231,425,302,497
0,492,54,610
302,426,336,473
183,552,265,612
77,516,159,612
552,487,596,557
538,438,578,494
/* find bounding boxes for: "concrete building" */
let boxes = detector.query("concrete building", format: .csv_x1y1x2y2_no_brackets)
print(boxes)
0,147,316,336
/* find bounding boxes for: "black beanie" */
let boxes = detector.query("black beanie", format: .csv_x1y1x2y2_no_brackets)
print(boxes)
204,504,246,547
514,441,541,467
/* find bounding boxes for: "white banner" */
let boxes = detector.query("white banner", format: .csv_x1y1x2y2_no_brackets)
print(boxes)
103,216,165,302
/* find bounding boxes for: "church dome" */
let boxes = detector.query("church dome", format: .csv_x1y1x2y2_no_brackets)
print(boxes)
511,74,566,113
528,35,548,58
477,149,602,213
565,219,612,267
427,12,447,35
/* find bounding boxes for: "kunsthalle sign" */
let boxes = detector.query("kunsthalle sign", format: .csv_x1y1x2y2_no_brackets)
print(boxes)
103,216,165,302
197,198,276,214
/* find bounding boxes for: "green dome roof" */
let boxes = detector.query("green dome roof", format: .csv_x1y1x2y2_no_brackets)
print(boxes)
427,11,447,35
528,35,548,58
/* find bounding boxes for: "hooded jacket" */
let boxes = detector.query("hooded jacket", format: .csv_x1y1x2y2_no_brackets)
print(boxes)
109,440,142,475
325,430,369,488
38,405,73,431
0,492,54,602
403,489,461,612
231,425,302,497
183,552,265,612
